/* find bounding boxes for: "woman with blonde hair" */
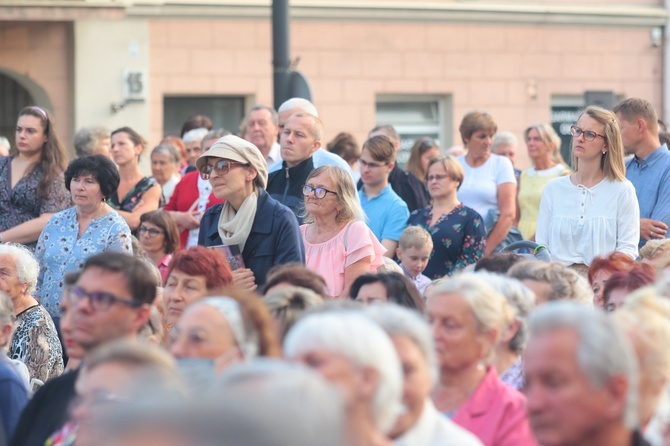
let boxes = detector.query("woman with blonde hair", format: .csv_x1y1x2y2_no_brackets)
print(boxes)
300,165,386,299
516,124,567,240
408,155,487,278
536,106,639,270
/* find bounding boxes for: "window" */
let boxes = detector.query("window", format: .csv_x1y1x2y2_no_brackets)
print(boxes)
163,96,246,137
375,95,451,167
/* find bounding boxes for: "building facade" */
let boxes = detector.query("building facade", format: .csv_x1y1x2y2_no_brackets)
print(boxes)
0,0,666,167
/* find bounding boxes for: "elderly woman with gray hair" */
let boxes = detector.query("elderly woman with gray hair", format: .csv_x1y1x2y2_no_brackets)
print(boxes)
150,143,182,203
169,289,281,373
427,274,536,446
365,304,483,445
197,135,304,289
476,272,536,390
284,310,403,446
0,243,63,388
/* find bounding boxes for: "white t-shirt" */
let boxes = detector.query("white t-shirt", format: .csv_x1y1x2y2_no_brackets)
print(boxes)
457,154,517,219
186,175,213,248
535,175,640,266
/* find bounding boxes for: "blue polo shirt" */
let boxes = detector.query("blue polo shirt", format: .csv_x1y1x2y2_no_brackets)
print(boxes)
359,184,410,242
625,144,670,248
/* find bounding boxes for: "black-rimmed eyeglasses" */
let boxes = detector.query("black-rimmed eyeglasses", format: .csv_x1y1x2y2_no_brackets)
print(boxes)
69,286,143,312
302,184,338,199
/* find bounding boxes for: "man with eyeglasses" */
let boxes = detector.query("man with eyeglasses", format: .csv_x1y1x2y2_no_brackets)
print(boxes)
365,125,430,213
358,135,410,258
613,98,670,248
11,252,155,446
266,113,323,222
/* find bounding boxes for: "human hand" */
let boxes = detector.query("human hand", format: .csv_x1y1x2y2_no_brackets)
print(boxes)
232,268,257,291
640,218,668,240
172,211,202,231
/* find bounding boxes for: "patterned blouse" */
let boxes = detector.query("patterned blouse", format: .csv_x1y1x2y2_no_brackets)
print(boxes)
9,304,64,389
34,207,133,318
0,156,70,249
108,176,161,212
407,204,487,279
500,357,525,391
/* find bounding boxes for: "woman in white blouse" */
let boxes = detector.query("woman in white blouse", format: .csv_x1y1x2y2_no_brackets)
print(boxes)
536,106,639,272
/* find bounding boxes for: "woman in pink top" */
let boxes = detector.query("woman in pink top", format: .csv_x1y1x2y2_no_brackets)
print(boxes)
426,274,537,446
300,165,386,299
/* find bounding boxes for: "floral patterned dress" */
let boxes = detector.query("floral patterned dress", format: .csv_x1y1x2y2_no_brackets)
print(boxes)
407,204,487,279
108,176,162,211
34,207,133,318
0,157,70,250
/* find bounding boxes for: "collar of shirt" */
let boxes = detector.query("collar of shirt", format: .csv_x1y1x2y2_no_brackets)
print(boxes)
631,143,668,170
265,141,282,165
359,183,392,201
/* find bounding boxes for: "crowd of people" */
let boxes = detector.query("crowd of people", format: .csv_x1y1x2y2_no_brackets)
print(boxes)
0,96,669,446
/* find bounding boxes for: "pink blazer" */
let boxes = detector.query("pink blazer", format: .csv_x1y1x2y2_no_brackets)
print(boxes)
452,367,537,446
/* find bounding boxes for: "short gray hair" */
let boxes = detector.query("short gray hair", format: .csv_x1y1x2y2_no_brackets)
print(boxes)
475,272,536,353
73,126,110,158
284,311,403,434
151,143,181,167
249,105,279,125
278,98,318,117
509,260,593,304
364,304,439,386
0,243,40,295
529,302,639,428
202,128,231,145
427,273,512,363
183,127,209,144
492,131,518,150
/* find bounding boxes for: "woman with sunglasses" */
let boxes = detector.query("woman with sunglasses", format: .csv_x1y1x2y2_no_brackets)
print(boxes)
0,106,70,250
34,155,132,322
408,156,487,278
536,106,639,273
196,135,304,289
138,210,180,282
301,165,386,299
406,137,441,181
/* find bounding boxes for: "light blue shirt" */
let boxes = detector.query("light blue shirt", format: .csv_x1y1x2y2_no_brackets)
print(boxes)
359,184,409,242
34,207,133,318
625,144,670,248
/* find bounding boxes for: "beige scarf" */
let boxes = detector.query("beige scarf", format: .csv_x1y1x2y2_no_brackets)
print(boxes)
217,191,258,252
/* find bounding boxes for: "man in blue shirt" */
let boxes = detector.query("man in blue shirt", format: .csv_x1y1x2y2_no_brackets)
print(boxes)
358,135,409,257
614,98,670,248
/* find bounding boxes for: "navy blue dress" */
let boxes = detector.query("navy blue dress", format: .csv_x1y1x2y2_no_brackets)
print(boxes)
407,204,487,279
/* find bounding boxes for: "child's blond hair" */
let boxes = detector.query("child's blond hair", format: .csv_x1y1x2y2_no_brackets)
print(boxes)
398,226,434,252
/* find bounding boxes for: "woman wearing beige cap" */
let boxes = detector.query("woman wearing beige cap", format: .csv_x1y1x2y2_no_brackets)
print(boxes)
196,135,304,289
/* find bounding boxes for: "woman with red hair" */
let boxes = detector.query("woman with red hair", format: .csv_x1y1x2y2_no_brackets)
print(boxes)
162,246,233,327
588,251,634,308
603,263,656,312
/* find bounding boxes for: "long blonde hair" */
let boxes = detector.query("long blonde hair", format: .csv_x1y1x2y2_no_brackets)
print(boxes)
571,106,626,182
524,123,568,168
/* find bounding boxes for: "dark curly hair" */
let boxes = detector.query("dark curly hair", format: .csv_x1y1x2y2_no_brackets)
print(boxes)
65,154,120,200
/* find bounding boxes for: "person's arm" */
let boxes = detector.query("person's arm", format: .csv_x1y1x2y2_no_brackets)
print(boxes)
381,240,398,258
106,220,134,254
339,255,372,299
485,183,516,255
0,213,54,245
167,210,202,232
455,213,488,270
616,183,641,259
645,169,670,240
272,211,305,265
513,175,521,227
116,184,162,230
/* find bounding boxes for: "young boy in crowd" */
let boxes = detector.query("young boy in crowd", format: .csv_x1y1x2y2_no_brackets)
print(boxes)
396,226,433,295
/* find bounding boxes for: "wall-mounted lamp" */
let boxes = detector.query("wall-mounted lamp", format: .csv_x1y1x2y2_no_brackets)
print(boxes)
526,78,538,100
651,27,663,48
